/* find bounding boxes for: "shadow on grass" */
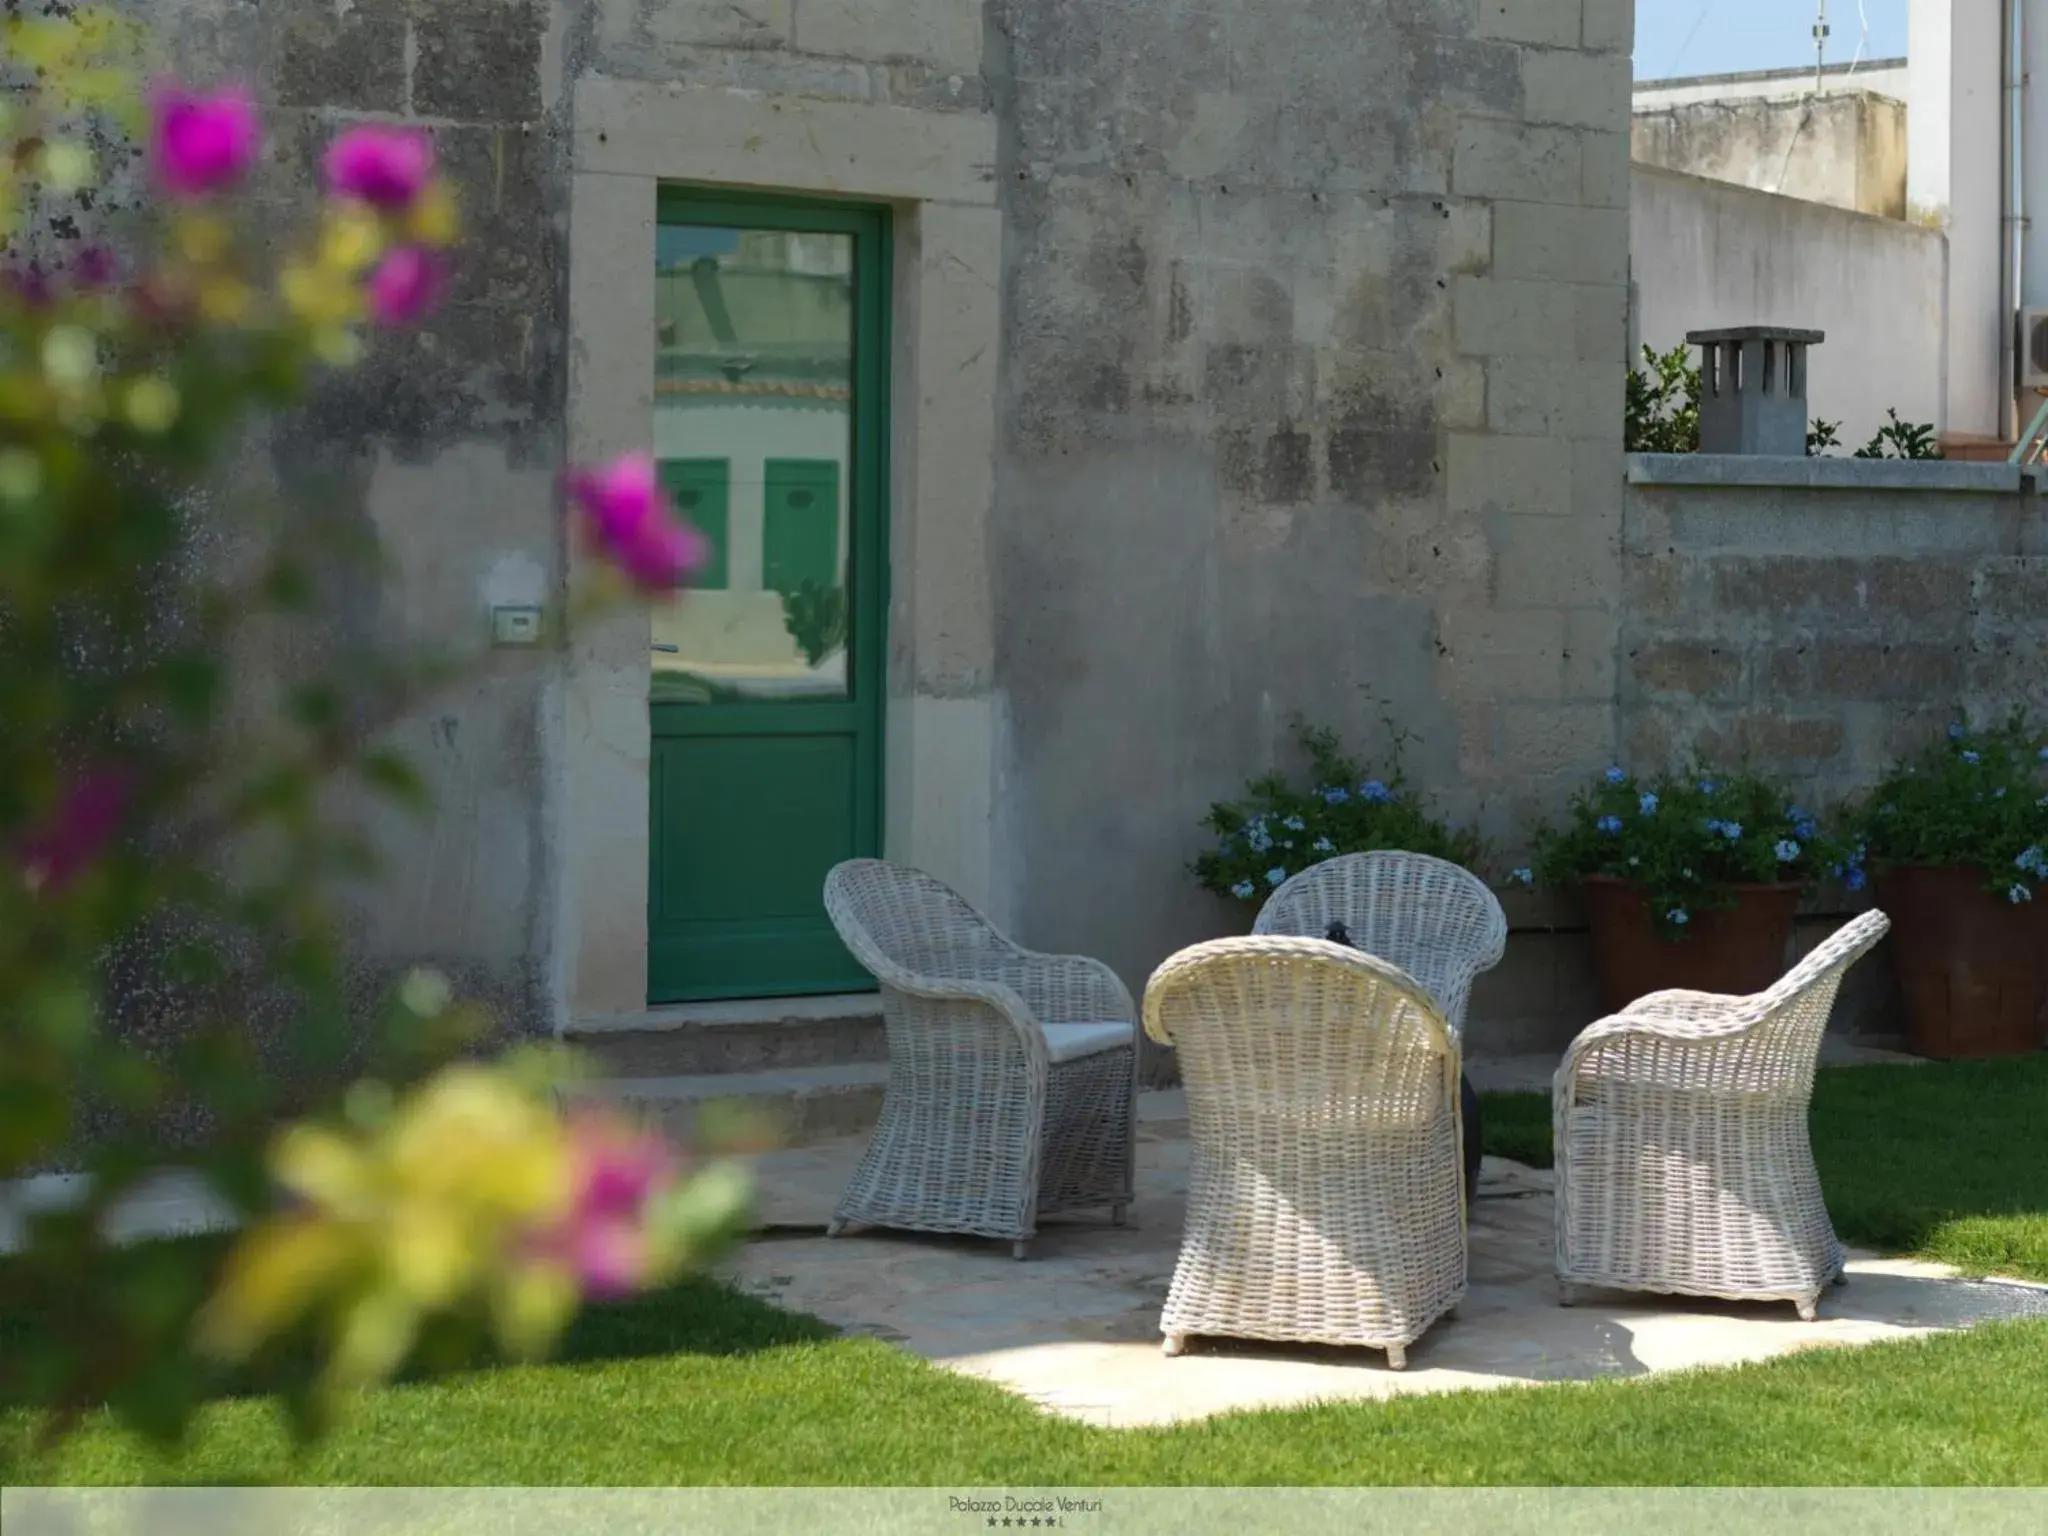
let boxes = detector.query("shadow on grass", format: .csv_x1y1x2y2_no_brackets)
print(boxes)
1485,1057,2048,1282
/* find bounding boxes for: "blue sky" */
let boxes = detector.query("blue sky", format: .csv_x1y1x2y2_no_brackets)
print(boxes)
1635,0,1909,81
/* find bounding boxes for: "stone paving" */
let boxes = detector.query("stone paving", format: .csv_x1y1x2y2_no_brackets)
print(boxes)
725,1083,2048,1429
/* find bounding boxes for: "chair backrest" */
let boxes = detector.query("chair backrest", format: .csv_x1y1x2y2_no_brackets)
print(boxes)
823,858,1010,987
1143,936,1458,1134
1719,909,1892,1095
1253,852,1507,1033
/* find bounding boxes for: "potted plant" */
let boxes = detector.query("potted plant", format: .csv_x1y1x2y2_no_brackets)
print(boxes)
1527,764,1845,1014
1192,723,1481,912
1842,715,2048,1059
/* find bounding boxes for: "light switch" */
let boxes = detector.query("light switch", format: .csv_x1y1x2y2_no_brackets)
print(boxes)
491,605,543,646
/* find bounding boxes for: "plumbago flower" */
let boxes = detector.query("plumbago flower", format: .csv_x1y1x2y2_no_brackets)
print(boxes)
1844,713,2048,903
1192,721,1482,908
0,14,743,1446
1529,762,1850,938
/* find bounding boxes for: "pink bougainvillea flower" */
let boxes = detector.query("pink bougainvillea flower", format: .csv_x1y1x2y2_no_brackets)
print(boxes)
322,125,434,210
148,85,260,197
20,771,133,893
3,262,53,309
525,1116,676,1300
565,452,709,591
365,245,445,326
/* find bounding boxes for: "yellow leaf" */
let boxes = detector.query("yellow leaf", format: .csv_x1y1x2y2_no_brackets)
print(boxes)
38,140,93,193
40,325,99,390
406,182,460,248
173,214,232,267
272,1123,375,1213
326,1286,420,1392
383,1202,478,1307
198,276,254,325
319,203,386,275
198,1217,357,1361
122,376,180,434
491,1263,578,1360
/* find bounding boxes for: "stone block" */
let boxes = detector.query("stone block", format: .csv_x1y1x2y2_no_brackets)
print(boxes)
1473,0,1582,47
1519,49,1630,132
1447,432,1573,515
1573,437,1626,518
1581,0,1634,52
1437,608,1568,701
414,0,546,121
1488,356,1623,440
1492,201,1630,285
1812,640,1967,700
1491,515,1617,607
1499,701,1615,777
1696,711,1848,766
273,0,407,113
794,0,983,72
1630,639,1744,699
1327,429,1438,503
1975,558,2048,627
641,0,793,48
1452,120,1581,205
1575,282,1627,361
1453,276,1577,359
1581,128,1630,209
1562,608,1618,698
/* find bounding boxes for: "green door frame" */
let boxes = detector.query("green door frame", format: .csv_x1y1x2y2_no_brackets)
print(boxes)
648,188,891,1003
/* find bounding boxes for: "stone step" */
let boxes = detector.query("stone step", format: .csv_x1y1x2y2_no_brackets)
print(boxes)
585,1061,891,1149
568,994,886,1077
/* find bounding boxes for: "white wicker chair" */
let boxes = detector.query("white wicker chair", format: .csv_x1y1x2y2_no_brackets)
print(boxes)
1552,908,1891,1319
821,859,1138,1259
1254,851,1507,1044
1142,935,1467,1369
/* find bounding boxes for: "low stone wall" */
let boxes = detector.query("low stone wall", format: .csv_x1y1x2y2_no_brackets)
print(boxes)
1469,454,2037,1056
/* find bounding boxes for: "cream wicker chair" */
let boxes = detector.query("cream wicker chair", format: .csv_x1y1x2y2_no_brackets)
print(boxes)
1552,908,1890,1320
1143,935,1467,1369
822,859,1138,1259
1254,851,1508,1043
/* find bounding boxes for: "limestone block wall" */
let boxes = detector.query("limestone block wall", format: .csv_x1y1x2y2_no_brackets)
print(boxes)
992,0,1635,1029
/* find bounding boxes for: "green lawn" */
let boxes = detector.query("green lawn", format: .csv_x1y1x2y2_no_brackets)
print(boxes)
4,1058,2047,1486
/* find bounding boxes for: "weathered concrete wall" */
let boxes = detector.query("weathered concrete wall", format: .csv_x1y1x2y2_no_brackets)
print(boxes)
990,0,1633,1024
1631,165,1946,449
1631,90,1907,219
1622,454,2048,801
1634,59,1909,112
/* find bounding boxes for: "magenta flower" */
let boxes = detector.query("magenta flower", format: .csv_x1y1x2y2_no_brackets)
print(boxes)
528,1117,677,1300
3,263,53,309
20,771,132,893
148,85,260,197
365,246,445,326
566,452,709,590
322,125,434,209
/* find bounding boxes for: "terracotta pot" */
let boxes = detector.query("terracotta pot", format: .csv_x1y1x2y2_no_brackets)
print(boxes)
1874,865,2048,1060
1580,876,1803,1016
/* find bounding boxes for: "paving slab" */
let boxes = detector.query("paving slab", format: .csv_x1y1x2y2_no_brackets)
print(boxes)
722,1089,2048,1428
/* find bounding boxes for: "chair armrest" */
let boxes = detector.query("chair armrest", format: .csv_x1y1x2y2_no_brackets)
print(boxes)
1554,1004,1759,1101
875,971,1053,1067
1004,950,1138,1026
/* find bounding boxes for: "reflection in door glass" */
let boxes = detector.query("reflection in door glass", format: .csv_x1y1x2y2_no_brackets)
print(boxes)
651,226,855,704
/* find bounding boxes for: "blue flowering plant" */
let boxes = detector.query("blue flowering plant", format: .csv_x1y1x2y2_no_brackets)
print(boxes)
1193,724,1481,910
1526,762,1850,937
1843,715,2048,907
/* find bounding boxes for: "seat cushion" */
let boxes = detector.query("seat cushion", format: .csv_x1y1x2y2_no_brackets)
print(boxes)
1041,1020,1135,1063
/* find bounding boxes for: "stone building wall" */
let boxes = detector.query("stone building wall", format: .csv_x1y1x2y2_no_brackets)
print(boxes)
118,0,1645,1045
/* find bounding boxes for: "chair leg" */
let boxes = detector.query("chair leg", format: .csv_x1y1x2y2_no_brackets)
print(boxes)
1162,1333,1189,1358
826,1220,845,1238
1386,1344,1407,1372
1011,1239,1030,1261
1110,1203,1128,1228
1795,1294,1820,1322
1557,1283,1577,1308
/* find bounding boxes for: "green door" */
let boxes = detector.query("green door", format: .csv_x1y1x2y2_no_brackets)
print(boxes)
647,193,889,1003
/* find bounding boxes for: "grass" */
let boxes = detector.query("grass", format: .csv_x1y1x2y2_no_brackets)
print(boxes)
3,1058,2046,1485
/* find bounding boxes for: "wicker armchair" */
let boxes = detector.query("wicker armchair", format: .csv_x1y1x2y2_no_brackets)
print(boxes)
1254,851,1507,1044
1142,935,1467,1369
1552,909,1891,1319
821,859,1137,1259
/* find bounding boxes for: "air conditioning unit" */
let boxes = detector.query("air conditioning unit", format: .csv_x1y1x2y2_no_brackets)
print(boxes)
2019,309,2048,389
